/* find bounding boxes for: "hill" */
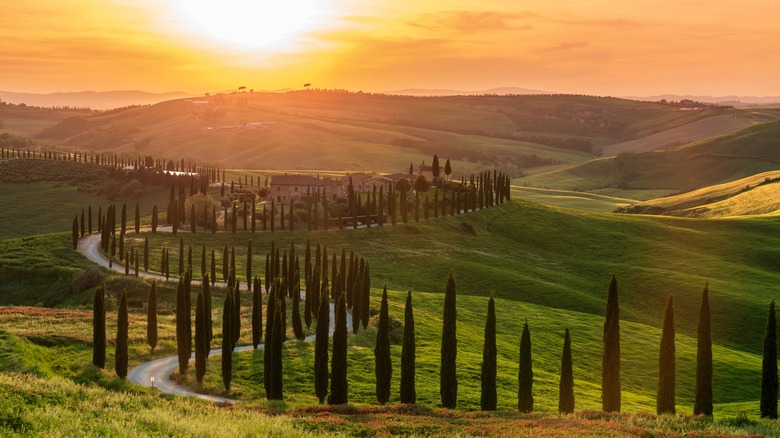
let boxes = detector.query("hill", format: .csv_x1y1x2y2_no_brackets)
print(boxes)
0,90,194,110
521,119,780,196
31,92,734,174
618,170,780,217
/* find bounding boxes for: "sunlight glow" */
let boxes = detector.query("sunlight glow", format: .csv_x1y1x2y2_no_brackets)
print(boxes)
176,0,322,50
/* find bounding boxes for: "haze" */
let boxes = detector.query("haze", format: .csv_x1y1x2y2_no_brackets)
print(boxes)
2,0,780,96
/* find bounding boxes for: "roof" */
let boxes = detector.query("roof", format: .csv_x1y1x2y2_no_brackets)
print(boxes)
384,173,416,183
342,173,373,182
271,174,333,186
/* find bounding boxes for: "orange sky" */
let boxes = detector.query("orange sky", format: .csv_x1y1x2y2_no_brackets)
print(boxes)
2,0,780,96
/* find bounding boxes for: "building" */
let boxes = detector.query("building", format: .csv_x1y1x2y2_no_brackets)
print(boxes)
269,174,340,203
341,173,375,192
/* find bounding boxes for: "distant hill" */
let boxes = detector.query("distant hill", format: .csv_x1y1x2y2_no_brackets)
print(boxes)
617,170,780,218
0,90,194,110
28,91,736,173
522,119,780,194
383,87,554,96
627,94,780,106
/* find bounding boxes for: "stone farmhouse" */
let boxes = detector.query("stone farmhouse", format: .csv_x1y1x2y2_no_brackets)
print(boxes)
269,174,341,203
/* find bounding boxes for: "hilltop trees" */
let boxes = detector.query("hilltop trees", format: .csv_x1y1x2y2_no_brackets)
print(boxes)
92,287,106,369
518,320,534,413
481,295,497,411
375,286,392,405
761,299,778,419
657,295,676,415
694,284,713,416
115,291,128,379
400,290,416,404
440,272,458,408
559,328,575,414
602,275,621,413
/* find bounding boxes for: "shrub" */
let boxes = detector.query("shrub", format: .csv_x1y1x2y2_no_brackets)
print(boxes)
72,267,103,294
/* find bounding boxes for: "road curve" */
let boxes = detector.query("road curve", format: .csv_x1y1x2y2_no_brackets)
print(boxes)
78,231,352,404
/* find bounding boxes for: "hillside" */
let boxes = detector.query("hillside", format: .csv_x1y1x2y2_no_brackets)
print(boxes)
618,170,780,217
31,92,733,174
522,119,780,196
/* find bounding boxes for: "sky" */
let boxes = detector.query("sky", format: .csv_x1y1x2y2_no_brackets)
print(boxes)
2,0,780,96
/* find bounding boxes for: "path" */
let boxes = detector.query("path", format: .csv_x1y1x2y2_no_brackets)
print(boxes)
78,232,351,404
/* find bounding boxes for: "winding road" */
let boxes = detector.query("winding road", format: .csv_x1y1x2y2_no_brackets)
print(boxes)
77,231,349,404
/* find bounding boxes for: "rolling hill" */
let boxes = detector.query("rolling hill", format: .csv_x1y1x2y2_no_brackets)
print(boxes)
30,91,736,174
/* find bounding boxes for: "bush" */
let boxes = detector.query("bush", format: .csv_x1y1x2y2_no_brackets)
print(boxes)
72,267,103,294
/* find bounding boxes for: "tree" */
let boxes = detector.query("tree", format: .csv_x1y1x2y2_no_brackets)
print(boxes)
315,286,330,404
481,295,497,411
222,292,233,391
762,299,778,418
657,294,676,415
120,203,127,236
444,158,452,179
176,278,189,374
292,285,305,341
602,275,621,412
232,282,241,346
72,215,79,249
440,271,458,408
329,292,348,405
147,281,158,352
135,203,140,234
92,287,106,368
268,298,284,400
252,277,262,349
264,281,277,396
375,286,392,405
559,328,575,414
414,175,430,193
518,320,534,412
400,290,416,404
247,240,253,291
432,154,440,178
195,290,207,383
115,291,129,378
694,284,713,416
151,205,158,232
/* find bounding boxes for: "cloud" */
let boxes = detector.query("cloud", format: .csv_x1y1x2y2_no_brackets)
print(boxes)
406,11,537,35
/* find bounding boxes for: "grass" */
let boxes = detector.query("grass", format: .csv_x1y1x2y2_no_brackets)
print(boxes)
510,186,637,212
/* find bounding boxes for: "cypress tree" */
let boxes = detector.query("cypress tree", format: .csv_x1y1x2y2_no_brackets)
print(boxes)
222,292,233,391
481,295,497,411
432,154,440,178
252,277,262,348
115,291,129,378
195,290,207,383
176,278,189,374
247,240,253,291
352,271,362,334
232,282,241,346
559,328,575,414
135,203,140,233
121,203,127,236
268,298,285,400
329,292,348,405
147,281,158,352
440,271,458,408
264,280,277,396
400,290,416,404
518,320,534,413
222,245,228,281
657,294,676,415
375,286,392,405
292,285,305,340
602,275,621,412
152,205,158,232
251,198,256,233
187,245,193,273
72,216,79,249
694,284,713,416
762,299,778,418
144,237,149,271
202,275,212,355
92,287,106,368
314,283,330,403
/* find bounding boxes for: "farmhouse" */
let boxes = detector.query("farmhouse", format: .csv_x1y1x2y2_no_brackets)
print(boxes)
270,174,340,203
341,173,374,192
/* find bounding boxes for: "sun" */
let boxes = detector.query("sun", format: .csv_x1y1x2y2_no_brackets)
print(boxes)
176,0,322,50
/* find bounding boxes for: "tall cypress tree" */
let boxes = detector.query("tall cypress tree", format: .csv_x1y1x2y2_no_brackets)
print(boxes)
559,328,574,414
440,271,458,408
292,285,305,340
602,275,621,413
147,281,158,352
144,237,149,272
400,290,416,404
694,284,713,416
203,275,212,355
762,299,778,418
268,298,285,400
315,285,330,404
329,292,348,405
247,240,253,291
195,290,207,383
92,287,106,368
135,203,140,234
657,294,676,415
481,295,497,411
72,216,79,249
176,278,189,374
232,282,241,346
375,286,392,405
264,280,277,396
151,205,158,233
115,291,129,378
252,277,262,348
518,320,534,412
222,292,233,391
